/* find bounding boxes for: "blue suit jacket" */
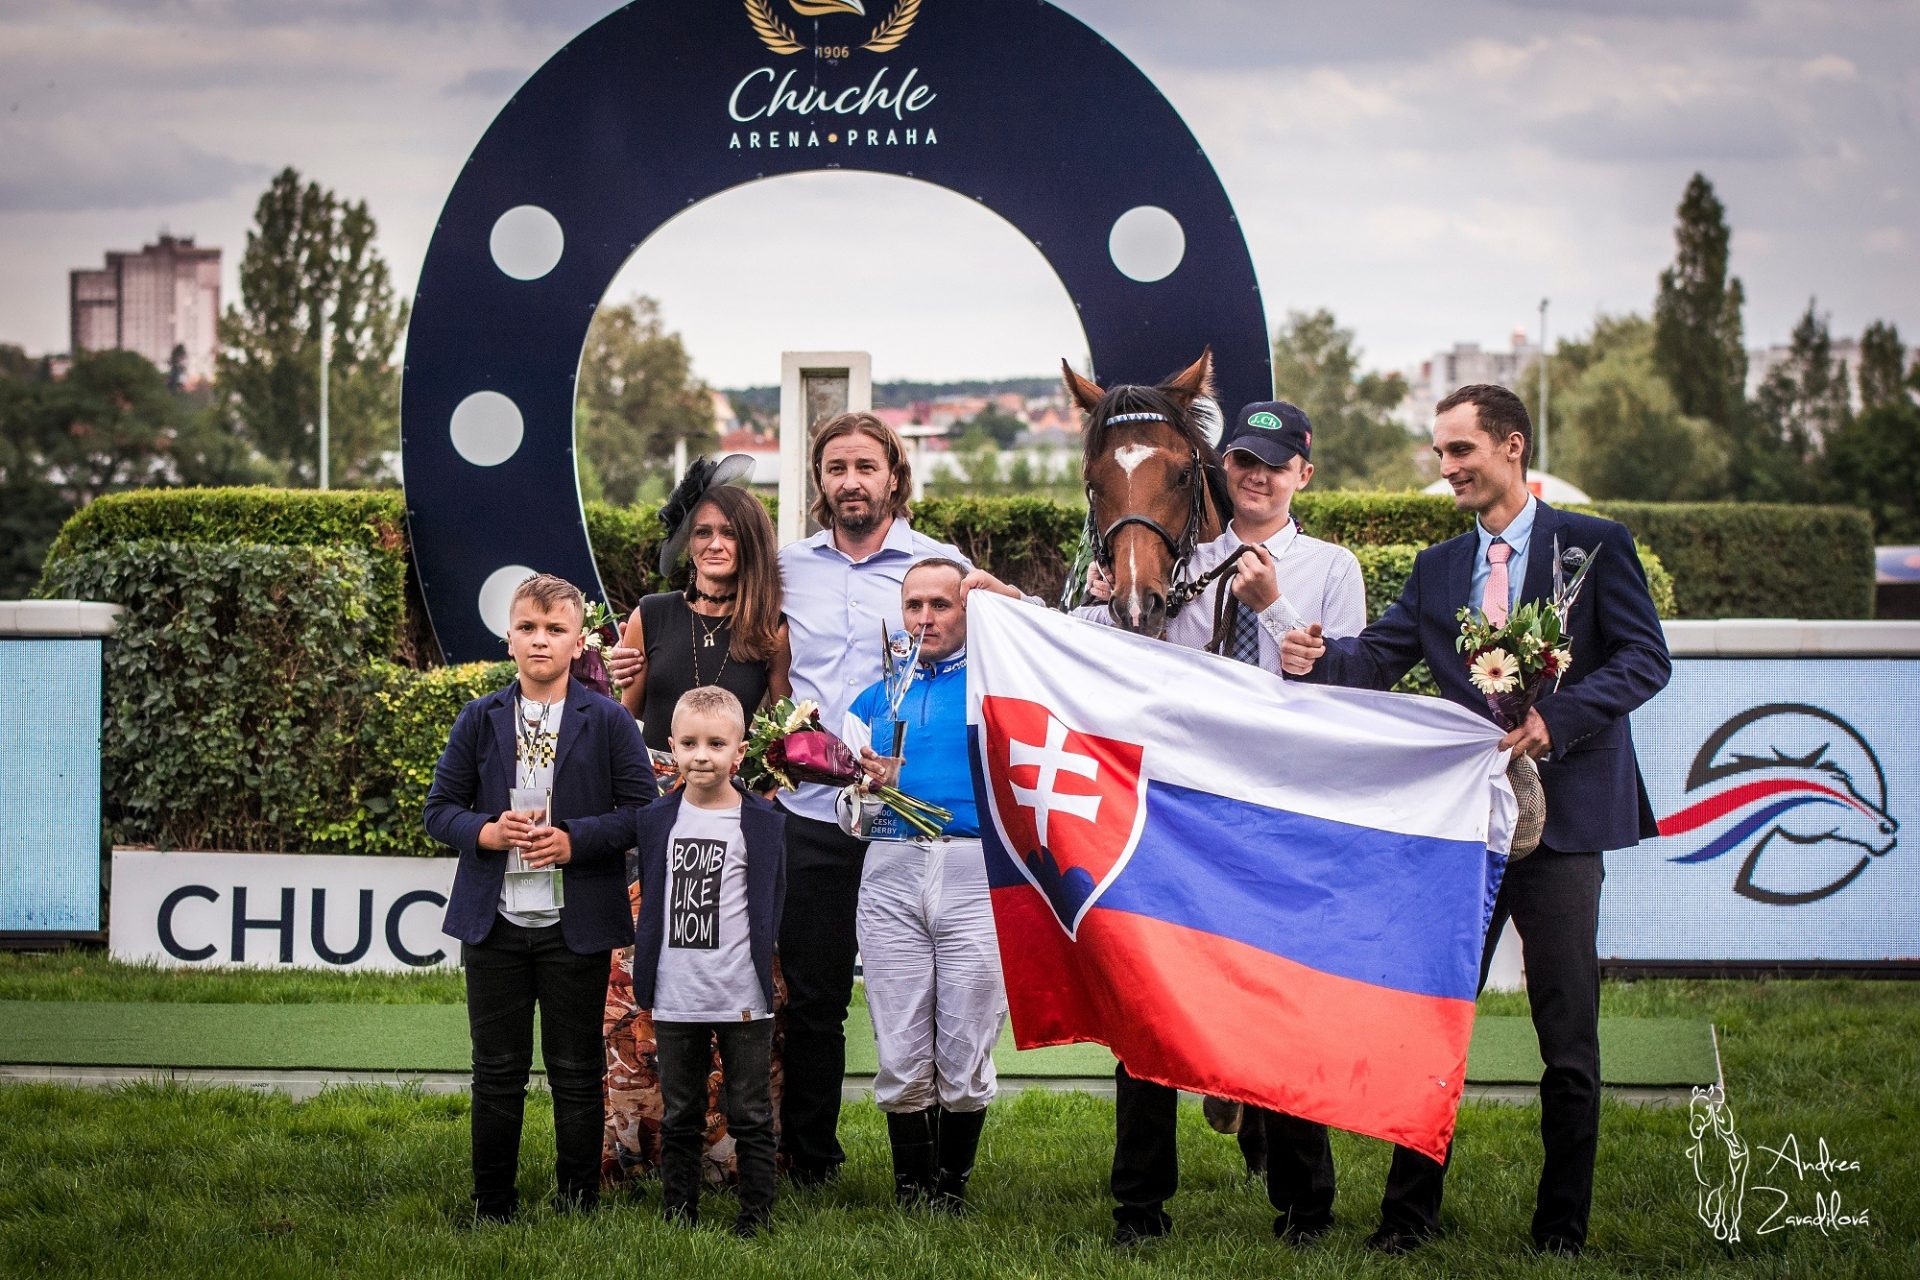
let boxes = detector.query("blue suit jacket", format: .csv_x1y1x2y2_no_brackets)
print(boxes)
630,789,787,1012
1299,502,1672,853
425,680,657,952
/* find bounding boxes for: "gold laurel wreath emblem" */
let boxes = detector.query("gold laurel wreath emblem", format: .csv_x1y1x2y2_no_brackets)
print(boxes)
745,0,805,55
862,0,920,53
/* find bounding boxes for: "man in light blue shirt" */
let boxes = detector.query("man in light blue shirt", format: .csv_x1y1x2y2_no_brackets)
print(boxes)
774,411,973,1184
1470,490,1538,622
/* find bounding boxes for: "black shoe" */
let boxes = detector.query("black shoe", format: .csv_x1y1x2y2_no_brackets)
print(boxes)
732,1213,769,1239
783,1162,840,1189
1275,1215,1333,1247
552,1191,598,1216
1112,1216,1172,1247
663,1203,698,1229
472,1205,516,1226
1534,1235,1583,1258
931,1107,987,1214
886,1109,939,1207
1365,1226,1431,1256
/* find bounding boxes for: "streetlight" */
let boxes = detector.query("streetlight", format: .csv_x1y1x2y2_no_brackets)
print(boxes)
1537,297,1550,475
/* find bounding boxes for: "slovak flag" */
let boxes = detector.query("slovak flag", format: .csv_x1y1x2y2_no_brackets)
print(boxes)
966,594,1515,1161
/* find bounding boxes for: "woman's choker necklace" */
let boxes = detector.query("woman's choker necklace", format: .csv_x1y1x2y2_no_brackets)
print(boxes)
686,583,737,605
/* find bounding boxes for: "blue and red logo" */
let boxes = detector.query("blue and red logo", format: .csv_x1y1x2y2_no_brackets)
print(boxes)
979,695,1147,937
1660,703,1898,905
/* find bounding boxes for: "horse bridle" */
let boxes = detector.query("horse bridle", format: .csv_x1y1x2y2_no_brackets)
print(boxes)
1083,411,1219,620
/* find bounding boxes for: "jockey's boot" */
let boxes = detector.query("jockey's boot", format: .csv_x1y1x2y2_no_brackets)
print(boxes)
931,1106,988,1214
886,1108,939,1207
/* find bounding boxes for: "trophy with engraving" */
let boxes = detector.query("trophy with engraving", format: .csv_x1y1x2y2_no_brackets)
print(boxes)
504,785,565,911
873,623,923,762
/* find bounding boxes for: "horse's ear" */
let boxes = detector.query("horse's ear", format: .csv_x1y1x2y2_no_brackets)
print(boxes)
1160,347,1215,408
1062,360,1105,413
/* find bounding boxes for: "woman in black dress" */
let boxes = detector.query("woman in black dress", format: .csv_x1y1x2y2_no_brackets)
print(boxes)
600,458,790,1188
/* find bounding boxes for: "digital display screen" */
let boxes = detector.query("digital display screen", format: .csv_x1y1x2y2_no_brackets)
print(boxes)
1606,658,1918,963
0,639,104,934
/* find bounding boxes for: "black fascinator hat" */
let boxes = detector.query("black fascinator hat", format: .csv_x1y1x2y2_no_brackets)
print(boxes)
658,453,756,576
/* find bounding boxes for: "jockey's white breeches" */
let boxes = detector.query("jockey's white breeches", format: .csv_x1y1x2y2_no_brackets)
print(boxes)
857,836,1007,1114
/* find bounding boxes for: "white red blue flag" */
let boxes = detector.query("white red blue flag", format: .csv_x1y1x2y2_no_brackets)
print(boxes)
966,594,1515,1160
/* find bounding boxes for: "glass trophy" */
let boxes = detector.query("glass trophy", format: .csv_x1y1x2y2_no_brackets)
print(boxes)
504,786,564,911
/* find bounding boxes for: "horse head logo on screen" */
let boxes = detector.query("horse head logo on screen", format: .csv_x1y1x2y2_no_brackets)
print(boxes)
1659,703,1898,905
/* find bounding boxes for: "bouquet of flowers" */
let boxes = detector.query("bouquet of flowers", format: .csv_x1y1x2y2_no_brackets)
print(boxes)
1454,537,1599,858
570,600,625,699
1454,536,1599,729
740,696,953,839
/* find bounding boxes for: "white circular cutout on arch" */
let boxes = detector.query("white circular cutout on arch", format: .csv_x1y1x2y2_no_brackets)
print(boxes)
449,390,525,467
1108,205,1186,283
478,564,540,639
489,205,565,281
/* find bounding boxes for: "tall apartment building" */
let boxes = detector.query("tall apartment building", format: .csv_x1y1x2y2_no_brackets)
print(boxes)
1393,327,1542,430
68,234,222,386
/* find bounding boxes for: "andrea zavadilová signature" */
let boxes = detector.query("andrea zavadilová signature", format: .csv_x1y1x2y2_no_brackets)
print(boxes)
1686,1085,1871,1242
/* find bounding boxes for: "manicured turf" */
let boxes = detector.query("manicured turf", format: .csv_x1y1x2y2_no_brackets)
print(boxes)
3,973,1916,1279
0,954,1716,1085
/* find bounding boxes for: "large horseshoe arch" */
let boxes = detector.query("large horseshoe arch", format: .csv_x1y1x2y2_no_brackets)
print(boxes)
402,0,1269,660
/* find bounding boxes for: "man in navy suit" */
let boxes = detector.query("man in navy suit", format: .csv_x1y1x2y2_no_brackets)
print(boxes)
1281,383,1671,1257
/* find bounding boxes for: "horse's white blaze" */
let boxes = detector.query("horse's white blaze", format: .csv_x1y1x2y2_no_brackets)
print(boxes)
1112,443,1158,477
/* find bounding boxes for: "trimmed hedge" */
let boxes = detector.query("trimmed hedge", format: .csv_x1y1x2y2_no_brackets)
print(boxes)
41,487,422,662
1586,502,1873,620
43,487,1867,627
42,541,384,852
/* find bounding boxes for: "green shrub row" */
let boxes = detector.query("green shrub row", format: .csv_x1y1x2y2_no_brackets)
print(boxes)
43,488,1869,630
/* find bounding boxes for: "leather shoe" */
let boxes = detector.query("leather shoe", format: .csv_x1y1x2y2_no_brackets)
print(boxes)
1534,1235,1583,1258
1111,1217,1171,1248
1274,1215,1332,1247
1364,1226,1431,1256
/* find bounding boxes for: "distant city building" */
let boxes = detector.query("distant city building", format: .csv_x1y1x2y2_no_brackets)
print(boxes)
1395,327,1541,430
68,234,221,386
1745,337,1919,414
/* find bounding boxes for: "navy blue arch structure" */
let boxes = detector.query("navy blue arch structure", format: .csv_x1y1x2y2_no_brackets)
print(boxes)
403,0,1268,660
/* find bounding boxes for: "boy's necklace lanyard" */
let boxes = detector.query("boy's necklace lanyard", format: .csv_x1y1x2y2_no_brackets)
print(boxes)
516,693,553,791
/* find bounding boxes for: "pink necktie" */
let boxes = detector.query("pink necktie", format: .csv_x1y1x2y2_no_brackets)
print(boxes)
1483,539,1512,627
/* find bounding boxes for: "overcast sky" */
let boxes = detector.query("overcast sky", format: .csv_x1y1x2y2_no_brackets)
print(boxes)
2,0,1915,389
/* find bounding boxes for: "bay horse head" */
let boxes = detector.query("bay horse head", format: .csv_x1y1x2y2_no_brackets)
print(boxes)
1068,349,1231,636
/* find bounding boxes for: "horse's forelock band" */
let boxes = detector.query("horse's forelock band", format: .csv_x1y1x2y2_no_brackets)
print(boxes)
1104,411,1173,426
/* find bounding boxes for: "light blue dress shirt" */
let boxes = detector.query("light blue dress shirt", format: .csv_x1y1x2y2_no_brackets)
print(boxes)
777,519,969,823
1469,494,1538,617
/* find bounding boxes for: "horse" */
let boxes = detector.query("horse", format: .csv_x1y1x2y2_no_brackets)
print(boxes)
1065,349,1235,637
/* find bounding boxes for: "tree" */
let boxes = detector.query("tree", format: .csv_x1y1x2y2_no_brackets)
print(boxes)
1857,320,1912,413
1742,298,1850,502
1525,315,1725,500
1824,400,1920,542
1268,309,1418,490
0,351,267,596
574,296,715,506
216,167,409,486
1653,173,1748,434
954,403,1025,449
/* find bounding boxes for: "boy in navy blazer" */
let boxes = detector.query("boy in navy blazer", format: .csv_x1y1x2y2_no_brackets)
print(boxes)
1282,384,1670,1257
631,686,787,1235
425,573,656,1222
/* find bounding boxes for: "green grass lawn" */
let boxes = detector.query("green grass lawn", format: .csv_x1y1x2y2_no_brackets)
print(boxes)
1,953,1915,1278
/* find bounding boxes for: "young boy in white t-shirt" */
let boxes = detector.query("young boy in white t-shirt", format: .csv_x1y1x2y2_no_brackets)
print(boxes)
629,686,787,1235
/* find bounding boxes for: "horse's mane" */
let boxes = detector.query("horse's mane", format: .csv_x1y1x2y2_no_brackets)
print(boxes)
1081,384,1219,460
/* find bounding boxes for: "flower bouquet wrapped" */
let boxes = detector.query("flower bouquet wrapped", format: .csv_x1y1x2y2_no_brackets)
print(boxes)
569,600,625,699
740,696,952,839
1454,536,1599,857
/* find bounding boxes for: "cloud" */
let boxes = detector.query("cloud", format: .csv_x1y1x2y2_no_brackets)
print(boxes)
0,122,265,212
443,66,529,98
1533,91,1805,163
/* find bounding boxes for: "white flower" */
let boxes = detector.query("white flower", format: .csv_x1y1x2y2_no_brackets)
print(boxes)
1469,648,1522,696
783,699,820,733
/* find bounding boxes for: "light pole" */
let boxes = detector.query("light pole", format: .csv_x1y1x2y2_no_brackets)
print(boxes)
1537,297,1550,475
318,301,331,491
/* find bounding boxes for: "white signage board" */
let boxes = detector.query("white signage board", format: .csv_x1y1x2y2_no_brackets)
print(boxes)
111,850,461,971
